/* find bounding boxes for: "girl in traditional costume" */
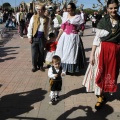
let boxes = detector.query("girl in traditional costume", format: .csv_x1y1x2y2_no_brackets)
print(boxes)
55,2,86,74
45,33,57,68
83,0,120,110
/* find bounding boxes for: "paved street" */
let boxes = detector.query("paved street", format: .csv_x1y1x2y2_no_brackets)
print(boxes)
0,23,120,120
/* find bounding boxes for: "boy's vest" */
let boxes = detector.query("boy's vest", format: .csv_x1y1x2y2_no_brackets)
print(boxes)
32,14,49,38
49,66,62,90
52,66,62,81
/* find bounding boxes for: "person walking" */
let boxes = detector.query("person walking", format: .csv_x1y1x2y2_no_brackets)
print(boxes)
55,2,86,74
83,0,120,110
17,7,26,39
44,9,54,35
79,9,86,36
48,55,65,104
27,2,49,72
26,9,33,23
53,8,62,36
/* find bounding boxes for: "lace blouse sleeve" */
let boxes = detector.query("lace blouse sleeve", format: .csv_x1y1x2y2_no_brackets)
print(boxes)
93,29,109,46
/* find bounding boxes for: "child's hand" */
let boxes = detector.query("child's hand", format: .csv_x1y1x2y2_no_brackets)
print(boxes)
54,74,58,78
61,73,65,76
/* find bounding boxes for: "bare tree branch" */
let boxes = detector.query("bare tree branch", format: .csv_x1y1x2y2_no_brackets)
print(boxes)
97,0,103,6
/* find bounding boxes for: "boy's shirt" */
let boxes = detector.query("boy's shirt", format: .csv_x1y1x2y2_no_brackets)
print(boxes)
48,66,65,79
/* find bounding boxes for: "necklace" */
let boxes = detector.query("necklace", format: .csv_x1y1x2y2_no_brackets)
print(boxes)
110,18,118,34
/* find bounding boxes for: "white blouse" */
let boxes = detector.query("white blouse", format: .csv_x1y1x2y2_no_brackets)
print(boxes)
62,12,84,25
93,29,109,46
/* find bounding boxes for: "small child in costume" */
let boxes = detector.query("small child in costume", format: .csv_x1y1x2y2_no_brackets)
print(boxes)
48,55,65,104
45,33,57,68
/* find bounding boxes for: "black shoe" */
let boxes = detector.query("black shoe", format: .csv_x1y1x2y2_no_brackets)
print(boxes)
95,96,105,110
32,68,37,72
49,98,55,104
55,95,60,101
40,66,45,72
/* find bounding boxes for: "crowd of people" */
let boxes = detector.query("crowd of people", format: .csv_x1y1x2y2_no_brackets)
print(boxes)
1,0,120,111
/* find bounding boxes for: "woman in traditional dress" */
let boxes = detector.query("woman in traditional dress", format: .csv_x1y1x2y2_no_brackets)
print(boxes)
83,0,120,110
55,2,86,73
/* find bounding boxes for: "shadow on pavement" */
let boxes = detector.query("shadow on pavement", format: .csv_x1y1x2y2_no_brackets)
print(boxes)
0,29,17,46
56,104,114,120
0,46,19,62
52,87,86,105
11,116,46,120
55,83,120,119
0,88,47,119
104,83,120,102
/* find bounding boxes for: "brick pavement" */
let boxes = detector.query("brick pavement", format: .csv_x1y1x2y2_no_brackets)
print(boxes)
0,23,120,120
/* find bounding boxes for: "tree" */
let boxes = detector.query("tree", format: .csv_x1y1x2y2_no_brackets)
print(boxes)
83,8,97,15
2,2,11,10
93,0,120,11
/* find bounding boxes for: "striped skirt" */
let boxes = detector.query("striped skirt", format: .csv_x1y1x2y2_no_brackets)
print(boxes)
82,44,101,95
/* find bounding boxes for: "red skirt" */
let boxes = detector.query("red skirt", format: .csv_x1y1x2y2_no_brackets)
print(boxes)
96,42,120,92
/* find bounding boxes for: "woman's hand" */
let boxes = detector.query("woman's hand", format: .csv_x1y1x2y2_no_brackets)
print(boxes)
56,37,59,41
89,45,97,66
56,29,63,41
89,54,95,65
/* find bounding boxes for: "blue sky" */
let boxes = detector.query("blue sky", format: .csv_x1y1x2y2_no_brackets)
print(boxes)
77,0,105,8
0,0,105,8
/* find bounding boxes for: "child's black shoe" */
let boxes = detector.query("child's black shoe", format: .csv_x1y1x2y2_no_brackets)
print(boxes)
49,98,55,104
55,95,60,101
